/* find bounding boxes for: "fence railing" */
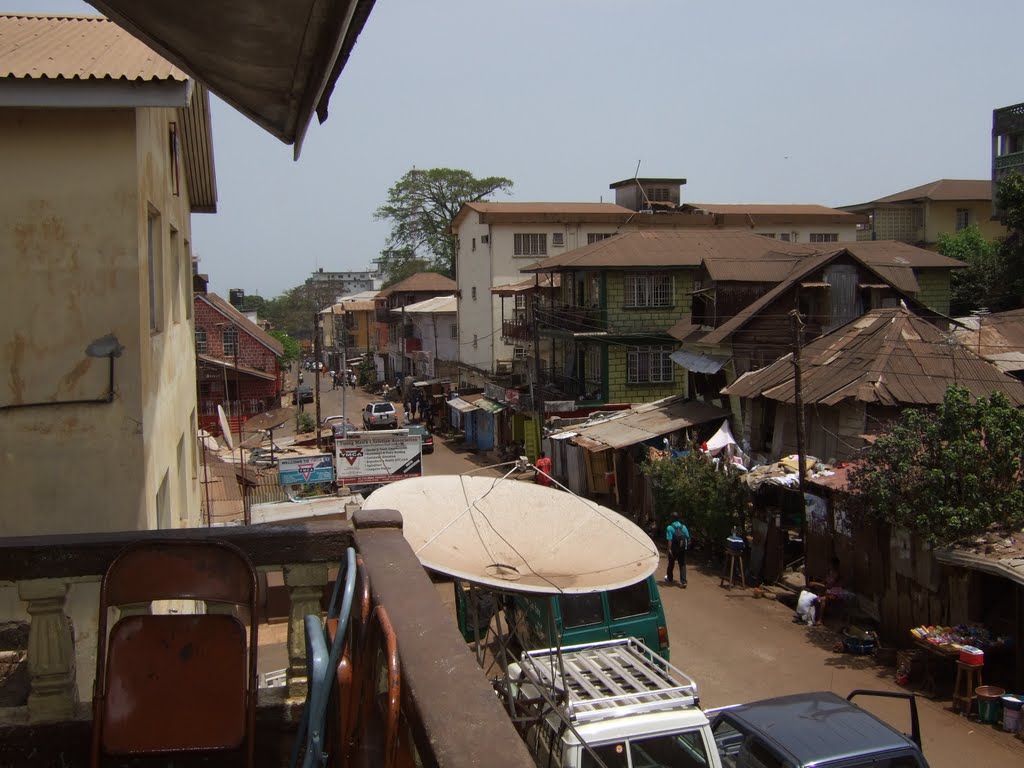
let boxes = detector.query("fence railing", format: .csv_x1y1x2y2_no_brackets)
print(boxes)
0,516,532,768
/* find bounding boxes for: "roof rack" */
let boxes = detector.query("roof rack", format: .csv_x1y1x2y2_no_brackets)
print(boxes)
518,638,700,723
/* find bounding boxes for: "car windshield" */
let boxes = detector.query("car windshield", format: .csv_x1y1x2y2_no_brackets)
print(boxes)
582,730,710,768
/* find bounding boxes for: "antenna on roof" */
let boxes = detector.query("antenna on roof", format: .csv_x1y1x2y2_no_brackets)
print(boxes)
616,160,646,233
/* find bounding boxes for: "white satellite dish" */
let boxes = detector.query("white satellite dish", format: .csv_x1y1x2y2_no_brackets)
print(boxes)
363,475,658,594
217,404,234,451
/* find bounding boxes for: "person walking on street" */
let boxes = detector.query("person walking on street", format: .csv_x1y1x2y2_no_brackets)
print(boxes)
665,517,690,587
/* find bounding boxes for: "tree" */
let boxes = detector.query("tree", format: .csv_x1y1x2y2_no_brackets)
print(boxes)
849,386,1024,544
374,168,513,278
995,171,1024,310
642,448,749,550
270,330,301,365
376,247,434,288
937,225,1001,315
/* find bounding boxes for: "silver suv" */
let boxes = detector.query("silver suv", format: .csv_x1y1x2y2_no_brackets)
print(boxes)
362,401,397,429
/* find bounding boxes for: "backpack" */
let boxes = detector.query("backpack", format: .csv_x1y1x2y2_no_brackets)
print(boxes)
671,525,688,551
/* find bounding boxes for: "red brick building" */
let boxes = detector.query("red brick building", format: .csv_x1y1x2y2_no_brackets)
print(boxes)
194,288,283,434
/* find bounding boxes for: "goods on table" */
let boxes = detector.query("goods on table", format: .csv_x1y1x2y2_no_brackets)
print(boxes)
910,624,1010,653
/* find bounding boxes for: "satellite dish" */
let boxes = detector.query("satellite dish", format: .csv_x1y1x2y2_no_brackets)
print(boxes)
244,405,297,433
240,429,268,450
363,475,658,594
217,404,234,451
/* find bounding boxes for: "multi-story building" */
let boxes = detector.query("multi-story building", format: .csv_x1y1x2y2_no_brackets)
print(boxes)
392,295,457,379
0,14,216,535
454,179,866,379
841,179,1004,244
993,101,1024,213
373,273,457,382
522,230,964,414
194,283,283,435
321,290,378,371
306,266,383,301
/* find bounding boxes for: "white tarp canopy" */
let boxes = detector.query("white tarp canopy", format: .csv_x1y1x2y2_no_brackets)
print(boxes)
363,475,658,594
703,420,738,456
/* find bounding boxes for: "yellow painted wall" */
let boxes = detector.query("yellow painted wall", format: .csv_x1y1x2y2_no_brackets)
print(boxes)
0,106,200,536
924,201,1005,243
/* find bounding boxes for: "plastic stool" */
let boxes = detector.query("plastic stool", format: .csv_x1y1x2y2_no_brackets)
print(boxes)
720,549,746,589
952,661,983,716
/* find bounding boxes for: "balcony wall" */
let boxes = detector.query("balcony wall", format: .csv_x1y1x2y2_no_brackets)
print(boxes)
501,319,531,341
0,516,532,768
537,303,605,334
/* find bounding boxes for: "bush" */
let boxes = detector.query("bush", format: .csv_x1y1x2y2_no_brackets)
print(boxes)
642,448,749,550
297,411,316,434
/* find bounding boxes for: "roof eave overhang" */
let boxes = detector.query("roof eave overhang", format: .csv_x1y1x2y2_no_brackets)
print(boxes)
90,0,377,159
0,77,191,108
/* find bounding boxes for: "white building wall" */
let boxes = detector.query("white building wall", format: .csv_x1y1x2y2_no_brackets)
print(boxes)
455,214,622,375
746,223,859,243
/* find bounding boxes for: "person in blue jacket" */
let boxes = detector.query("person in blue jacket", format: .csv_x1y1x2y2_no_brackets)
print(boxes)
665,518,690,587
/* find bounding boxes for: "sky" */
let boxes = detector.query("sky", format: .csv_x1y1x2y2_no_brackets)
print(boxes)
12,0,1024,297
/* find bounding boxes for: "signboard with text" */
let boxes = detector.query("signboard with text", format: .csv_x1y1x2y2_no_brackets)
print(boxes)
279,454,336,486
335,434,422,485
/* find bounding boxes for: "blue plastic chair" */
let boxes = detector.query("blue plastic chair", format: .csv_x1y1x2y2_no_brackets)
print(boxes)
290,546,358,768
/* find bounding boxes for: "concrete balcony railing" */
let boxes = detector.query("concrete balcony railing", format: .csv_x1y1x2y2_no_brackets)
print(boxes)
0,514,531,768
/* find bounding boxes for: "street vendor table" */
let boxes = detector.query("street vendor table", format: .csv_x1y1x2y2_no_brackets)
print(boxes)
911,636,960,697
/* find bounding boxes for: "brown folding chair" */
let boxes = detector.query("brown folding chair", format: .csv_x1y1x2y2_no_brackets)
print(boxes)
90,540,259,767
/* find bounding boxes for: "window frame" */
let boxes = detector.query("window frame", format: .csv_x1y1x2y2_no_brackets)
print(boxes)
195,328,207,354
623,273,674,308
809,233,839,243
627,346,674,385
223,326,239,358
955,208,970,231
513,233,548,257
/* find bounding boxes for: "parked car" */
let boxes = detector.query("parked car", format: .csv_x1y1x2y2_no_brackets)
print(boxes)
362,401,397,429
405,424,433,454
292,384,314,404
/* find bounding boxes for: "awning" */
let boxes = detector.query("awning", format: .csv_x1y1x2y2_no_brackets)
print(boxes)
447,397,480,414
197,354,276,381
474,397,506,414
670,349,729,374
569,398,730,451
573,435,610,452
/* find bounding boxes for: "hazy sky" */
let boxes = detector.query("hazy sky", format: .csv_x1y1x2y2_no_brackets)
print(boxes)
13,1,1024,297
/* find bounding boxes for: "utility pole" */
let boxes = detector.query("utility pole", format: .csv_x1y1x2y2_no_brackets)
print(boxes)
532,274,545,456
314,311,322,451
790,309,807,495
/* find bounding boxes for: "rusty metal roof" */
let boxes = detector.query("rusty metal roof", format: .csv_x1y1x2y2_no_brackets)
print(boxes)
704,256,799,283
491,274,561,295
393,295,456,314
453,201,632,231
377,272,457,298
523,230,820,271
952,308,1024,374
846,179,993,209
0,14,187,81
558,396,730,451
722,308,1024,407
685,203,860,217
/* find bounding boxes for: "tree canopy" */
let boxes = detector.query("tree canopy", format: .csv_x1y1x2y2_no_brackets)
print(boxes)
849,386,1024,544
374,167,513,279
269,330,302,364
939,225,1001,315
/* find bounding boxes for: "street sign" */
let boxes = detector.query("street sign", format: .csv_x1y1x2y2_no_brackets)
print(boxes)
335,434,422,486
279,453,335,485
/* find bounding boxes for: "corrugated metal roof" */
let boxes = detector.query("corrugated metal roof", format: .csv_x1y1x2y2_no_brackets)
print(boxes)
952,308,1024,374
0,14,187,82
704,257,798,283
491,274,561,295
670,350,729,374
686,203,860,217
562,396,729,451
394,295,456,314
447,397,479,413
873,179,992,204
467,201,631,215
722,308,1024,407
523,230,820,271
199,293,285,357
377,272,457,298
197,353,277,382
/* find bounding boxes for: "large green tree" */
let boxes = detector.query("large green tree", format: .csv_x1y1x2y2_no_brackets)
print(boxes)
995,171,1024,310
938,225,1001,315
374,167,513,278
849,386,1024,544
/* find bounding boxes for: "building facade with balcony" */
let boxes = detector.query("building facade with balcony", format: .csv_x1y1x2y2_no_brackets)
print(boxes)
993,101,1024,213
524,231,965,412
841,179,1005,244
392,295,457,379
0,15,216,537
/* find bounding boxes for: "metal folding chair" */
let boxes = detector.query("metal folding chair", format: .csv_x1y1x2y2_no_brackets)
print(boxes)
291,546,358,768
90,540,259,767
